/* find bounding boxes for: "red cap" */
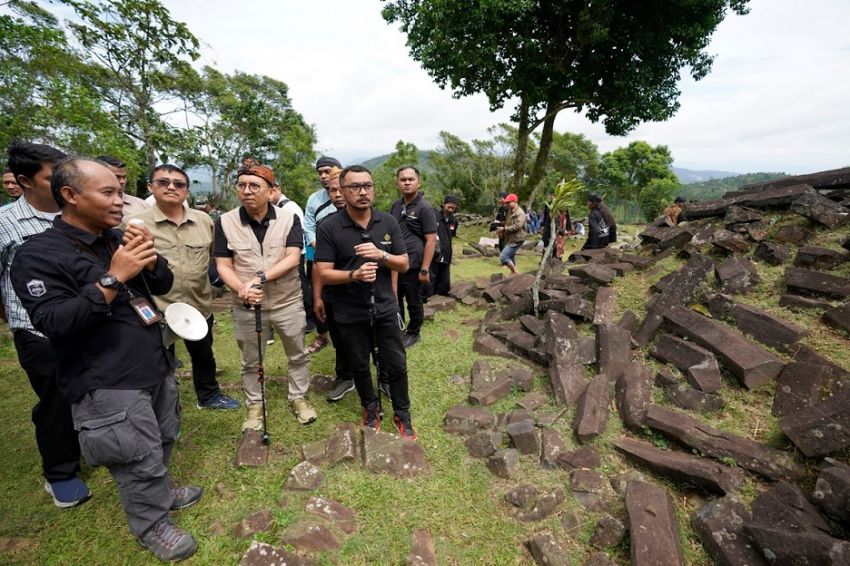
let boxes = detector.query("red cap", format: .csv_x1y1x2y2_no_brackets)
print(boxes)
502,193,518,203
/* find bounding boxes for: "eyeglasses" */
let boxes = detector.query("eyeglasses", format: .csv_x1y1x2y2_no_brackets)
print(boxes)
342,183,374,193
235,182,265,193
152,178,188,190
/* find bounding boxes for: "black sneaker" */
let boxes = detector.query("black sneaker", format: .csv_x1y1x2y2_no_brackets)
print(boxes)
393,413,417,440
170,485,203,511
138,517,197,562
378,381,391,399
362,401,381,432
402,333,420,349
326,379,355,402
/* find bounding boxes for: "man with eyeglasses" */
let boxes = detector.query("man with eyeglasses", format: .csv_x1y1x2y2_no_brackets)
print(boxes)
125,165,239,411
214,159,316,430
302,156,342,354
315,165,416,439
390,166,437,349
97,155,149,217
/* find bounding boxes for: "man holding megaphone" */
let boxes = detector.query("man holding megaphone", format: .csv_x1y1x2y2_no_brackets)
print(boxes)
125,165,239,411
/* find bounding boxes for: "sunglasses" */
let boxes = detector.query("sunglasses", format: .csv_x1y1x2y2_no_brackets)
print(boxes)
152,178,188,190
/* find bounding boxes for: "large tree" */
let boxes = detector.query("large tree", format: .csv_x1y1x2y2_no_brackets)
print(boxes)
598,141,679,221
382,0,750,204
63,0,200,169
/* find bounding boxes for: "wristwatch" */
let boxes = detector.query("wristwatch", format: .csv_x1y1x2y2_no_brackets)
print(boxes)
419,268,429,276
256,271,268,285
382,251,389,263
99,273,124,290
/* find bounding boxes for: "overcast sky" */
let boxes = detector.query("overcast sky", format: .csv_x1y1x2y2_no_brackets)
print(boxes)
163,0,850,175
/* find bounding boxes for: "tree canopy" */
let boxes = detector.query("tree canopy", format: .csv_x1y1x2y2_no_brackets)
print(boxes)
383,0,750,201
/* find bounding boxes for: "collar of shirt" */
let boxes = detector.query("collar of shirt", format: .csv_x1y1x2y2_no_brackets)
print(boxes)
402,192,424,209
151,204,195,225
338,207,383,231
238,205,276,226
52,216,114,247
9,195,54,222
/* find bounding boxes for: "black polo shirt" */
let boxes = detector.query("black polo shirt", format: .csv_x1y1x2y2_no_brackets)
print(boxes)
314,207,407,324
389,192,437,270
10,217,174,403
213,205,303,258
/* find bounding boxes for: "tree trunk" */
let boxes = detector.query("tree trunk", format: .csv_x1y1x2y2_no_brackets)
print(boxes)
511,97,530,195
524,100,559,210
532,215,558,316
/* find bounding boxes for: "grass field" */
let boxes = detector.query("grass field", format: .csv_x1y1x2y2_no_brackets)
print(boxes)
1,217,848,565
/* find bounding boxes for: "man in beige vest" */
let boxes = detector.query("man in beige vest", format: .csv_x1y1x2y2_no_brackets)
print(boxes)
125,164,239,411
214,159,316,430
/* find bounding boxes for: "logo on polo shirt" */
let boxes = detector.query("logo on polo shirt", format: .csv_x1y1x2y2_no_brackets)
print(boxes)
26,279,46,297
384,233,391,242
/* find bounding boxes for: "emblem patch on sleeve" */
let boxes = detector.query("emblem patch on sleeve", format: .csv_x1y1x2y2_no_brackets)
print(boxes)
26,279,46,297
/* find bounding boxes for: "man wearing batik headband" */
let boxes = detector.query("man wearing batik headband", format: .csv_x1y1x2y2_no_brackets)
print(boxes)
214,159,317,430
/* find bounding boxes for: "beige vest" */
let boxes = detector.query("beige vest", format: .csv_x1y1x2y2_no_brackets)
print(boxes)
220,207,301,310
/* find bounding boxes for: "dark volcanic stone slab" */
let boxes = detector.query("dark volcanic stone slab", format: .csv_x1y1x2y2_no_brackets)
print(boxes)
526,531,570,566
280,521,340,553
568,264,617,286
750,481,833,535
545,311,588,407
728,303,806,352
472,331,517,360
516,487,566,521
468,376,513,406
589,514,626,549
794,245,849,270
505,484,538,508
663,306,784,388
239,541,313,566
507,418,540,456
715,257,760,294
615,361,653,432
823,303,850,335
361,429,430,478
650,334,722,393
236,430,269,468
596,324,631,384
754,241,791,265
775,224,815,246
562,295,594,321
444,405,495,435
692,496,767,566
791,190,850,228
655,371,725,413
724,205,763,225
646,405,804,481
813,458,850,523
779,294,834,311
540,428,565,469
613,437,744,495
574,374,611,443
592,286,617,325
470,360,493,390
557,446,600,470
712,229,752,255
780,386,850,458
465,430,502,458
771,361,828,417
633,254,714,347
625,480,685,566
745,522,850,565
487,448,519,479
786,267,850,299
407,528,437,566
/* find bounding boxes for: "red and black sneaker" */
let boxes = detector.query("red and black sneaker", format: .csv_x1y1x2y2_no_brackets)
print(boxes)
392,413,417,440
362,402,380,432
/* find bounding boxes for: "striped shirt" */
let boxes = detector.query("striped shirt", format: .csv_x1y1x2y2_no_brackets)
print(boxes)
0,197,58,333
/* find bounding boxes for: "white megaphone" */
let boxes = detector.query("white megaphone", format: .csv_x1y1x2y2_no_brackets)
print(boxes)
163,302,208,347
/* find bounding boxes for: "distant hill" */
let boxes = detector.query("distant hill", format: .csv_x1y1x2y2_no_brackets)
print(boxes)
678,172,788,201
360,150,435,173
673,167,739,184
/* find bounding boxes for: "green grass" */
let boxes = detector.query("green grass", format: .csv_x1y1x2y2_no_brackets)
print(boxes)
3,217,850,565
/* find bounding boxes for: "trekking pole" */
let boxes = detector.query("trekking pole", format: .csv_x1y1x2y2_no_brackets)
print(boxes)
254,301,270,445
361,232,384,420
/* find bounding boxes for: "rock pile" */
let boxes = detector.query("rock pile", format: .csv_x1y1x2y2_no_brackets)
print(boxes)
443,167,850,565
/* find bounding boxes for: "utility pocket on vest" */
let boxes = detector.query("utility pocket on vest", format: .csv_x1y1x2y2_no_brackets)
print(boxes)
76,410,148,467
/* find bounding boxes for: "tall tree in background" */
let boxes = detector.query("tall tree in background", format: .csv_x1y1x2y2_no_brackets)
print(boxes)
383,0,750,204
177,66,316,205
64,0,200,169
598,141,679,221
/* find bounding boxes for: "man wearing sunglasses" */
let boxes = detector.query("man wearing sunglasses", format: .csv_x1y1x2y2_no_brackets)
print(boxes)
124,165,239,412
214,159,316,430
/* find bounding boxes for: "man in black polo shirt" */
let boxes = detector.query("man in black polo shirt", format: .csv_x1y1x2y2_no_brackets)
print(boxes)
314,165,416,439
389,166,437,348
11,158,199,562
428,194,460,297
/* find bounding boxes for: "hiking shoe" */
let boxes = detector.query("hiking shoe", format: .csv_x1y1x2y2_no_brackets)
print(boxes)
326,379,355,402
393,413,417,440
290,398,317,425
138,517,197,562
242,404,264,432
44,477,91,508
266,337,275,345
362,401,381,432
378,380,391,399
170,486,203,511
402,333,420,349
197,393,240,410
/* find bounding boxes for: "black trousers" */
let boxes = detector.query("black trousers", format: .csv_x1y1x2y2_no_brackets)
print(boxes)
170,314,221,403
335,314,410,416
305,259,328,334
429,261,451,296
324,300,352,382
13,329,81,481
397,268,424,336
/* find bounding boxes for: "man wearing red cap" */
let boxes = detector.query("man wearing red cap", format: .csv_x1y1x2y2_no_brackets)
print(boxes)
495,193,526,275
